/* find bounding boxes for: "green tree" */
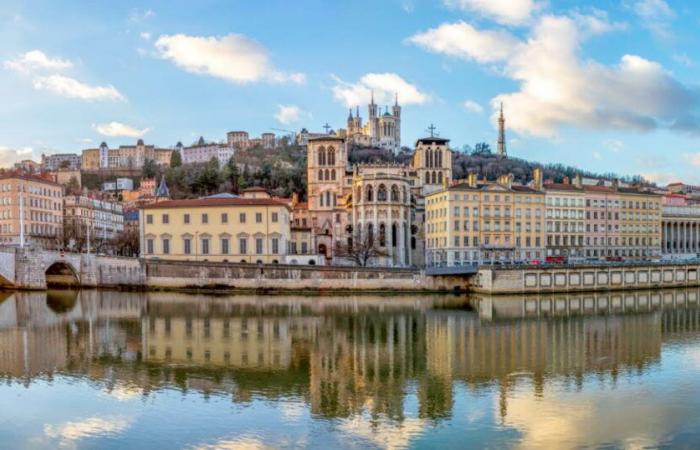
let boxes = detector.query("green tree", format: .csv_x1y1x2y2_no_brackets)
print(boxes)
142,158,158,179
170,150,182,168
225,156,240,193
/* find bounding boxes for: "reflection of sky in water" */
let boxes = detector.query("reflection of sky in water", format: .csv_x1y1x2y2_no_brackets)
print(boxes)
2,290,700,449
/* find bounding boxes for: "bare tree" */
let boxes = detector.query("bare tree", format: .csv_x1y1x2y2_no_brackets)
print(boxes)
111,227,140,257
334,230,388,267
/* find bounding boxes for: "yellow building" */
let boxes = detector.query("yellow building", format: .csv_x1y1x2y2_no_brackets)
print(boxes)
425,172,545,266
140,190,291,263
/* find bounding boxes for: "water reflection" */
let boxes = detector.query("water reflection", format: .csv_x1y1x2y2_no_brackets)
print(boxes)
1,289,700,448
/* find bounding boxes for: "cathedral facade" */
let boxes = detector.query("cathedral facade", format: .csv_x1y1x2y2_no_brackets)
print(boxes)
341,93,402,153
303,135,452,267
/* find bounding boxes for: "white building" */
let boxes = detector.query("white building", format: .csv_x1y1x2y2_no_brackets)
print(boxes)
182,136,235,166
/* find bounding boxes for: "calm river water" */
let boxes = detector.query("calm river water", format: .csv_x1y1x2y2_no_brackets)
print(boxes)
1,288,700,449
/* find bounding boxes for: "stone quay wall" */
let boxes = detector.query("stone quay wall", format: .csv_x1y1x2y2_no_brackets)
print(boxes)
143,260,459,292
473,263,700,294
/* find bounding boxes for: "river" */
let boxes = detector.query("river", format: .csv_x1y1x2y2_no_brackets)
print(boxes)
1,288,700,449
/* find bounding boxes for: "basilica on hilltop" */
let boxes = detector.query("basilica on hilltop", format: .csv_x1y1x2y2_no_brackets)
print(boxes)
338,92,402,154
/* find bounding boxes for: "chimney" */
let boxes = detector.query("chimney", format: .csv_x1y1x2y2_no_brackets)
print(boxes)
497,174,513,189
467,172,477,188
574,174,583,188
533,167,543,190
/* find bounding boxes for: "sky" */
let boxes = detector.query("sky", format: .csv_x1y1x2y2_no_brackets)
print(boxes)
1,0,700,185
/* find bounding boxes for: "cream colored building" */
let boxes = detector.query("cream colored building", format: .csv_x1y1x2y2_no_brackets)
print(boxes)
425,172,545,266
82,140,173,171
0,173,63,249
140,190,291,263
64,195,124,242
544,178,586,260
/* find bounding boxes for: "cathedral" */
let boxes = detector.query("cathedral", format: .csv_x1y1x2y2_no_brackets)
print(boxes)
341,92,401,153
301,133,452,267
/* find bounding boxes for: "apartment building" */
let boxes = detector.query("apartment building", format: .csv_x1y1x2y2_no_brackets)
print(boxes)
64,195,125,242
424,171,545,266
544,179,586,260
0,173,63,249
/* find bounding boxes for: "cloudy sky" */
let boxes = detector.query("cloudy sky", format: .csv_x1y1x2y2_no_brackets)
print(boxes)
1,0,700,184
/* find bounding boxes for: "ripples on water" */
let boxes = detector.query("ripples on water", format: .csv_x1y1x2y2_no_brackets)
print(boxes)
2,289,700,449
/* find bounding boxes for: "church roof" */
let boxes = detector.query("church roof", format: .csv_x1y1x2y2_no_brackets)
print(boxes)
416,137,450,145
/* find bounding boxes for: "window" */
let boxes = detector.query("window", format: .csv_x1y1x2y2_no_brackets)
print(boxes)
256,213,262,223
221,238,230,254
256,238,263,254
272,238,279,254
239,238,247,254
146,238,154,254
272,212,279,222
162,214,169,224
146,214,153,224
239,213,246,223
301,242,308,254
162,238,170,254
184,238,191,255
184,214,190,224
202,213,208,224
221,213,228,224
201,238,210,255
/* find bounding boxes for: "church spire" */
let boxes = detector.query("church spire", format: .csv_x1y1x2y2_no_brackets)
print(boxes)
370,89,375,105
497,102,507,158
394,92,398,106
356,106,359,118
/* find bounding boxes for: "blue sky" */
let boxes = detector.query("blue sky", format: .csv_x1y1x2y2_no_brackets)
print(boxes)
1,0,700,185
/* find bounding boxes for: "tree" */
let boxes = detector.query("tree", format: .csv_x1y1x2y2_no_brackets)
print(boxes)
65,176,81,195
225,156,240,193
111,227,140,257
142,158,158,179
170,150,182,168
334,230,389,267
472,142,492,155
59,159,71,169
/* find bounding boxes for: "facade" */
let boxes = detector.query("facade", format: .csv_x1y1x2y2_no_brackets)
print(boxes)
82,140,173,170
139,191,291,263
544,178,585,260
103,178,134,192
661,193,700,259
227,131,249,150
41,153,81,171
261,133,276,149
583,183,661,260
340,94,401,153
182,136,235,165
64,195,125,242
304,135,451,267
424,173,545,266
0,173,63,249
13,160,41,173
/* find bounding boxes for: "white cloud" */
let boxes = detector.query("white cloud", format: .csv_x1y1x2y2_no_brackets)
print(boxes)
463,99,484,113
4,50,72,74
0,146,37,167
94,122,149,138
128,9,155,23
604,139,624,153
33,75,126,101
412,13,700,137
408,21,518,63
332,72,428,107
140,31,151,41
274,104,306,125
154,33,305,84
630,0,675,40
44,416,131,446
442,0,541,25
673,53,694,67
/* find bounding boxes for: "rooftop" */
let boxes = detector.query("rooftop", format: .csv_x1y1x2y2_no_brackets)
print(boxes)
141,197,290,210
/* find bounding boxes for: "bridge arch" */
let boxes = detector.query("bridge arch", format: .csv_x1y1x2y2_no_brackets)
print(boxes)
45,261,80,288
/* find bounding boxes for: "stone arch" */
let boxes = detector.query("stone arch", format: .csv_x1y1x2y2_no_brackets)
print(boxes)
45,260,80,288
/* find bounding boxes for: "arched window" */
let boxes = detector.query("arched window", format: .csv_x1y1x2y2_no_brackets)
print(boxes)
427,149,432,168
328,147,335,165
325,169,329,180
425,172,430,184
366,185,374,202
318,147,326,166
331,169,336,181
391,223,398,247
378,184,387,201
320,193,324,207
402,186,408,204
431,171,437,184
325,192,331,207
390,185,399,202
379,223,386,247
438,171,443,184
367,223,374,246
437,150,442,167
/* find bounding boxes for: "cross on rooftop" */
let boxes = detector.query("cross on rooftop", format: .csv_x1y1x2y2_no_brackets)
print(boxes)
426,123,438,137
323,123,332,133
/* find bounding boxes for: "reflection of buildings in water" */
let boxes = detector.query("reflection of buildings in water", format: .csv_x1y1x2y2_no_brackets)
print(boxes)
5,288,700,424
